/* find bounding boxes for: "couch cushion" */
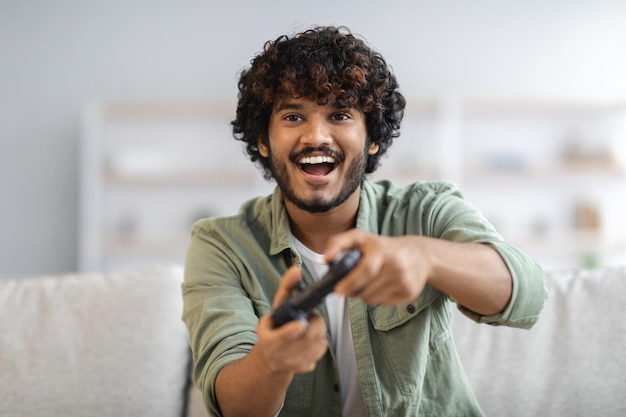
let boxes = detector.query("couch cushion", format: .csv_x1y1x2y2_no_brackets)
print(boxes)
0,265,191,417
452,267,626,417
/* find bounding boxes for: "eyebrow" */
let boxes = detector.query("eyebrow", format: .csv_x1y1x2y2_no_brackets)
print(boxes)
274,101,353,113
274,102,303,112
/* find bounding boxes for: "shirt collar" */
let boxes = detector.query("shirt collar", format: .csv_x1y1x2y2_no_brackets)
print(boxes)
356,180,379,233
267,180,380,257
268,186,294,256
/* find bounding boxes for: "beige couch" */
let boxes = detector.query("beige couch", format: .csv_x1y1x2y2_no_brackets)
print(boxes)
0,266,208,417
1,265,624,416
452,266,626,417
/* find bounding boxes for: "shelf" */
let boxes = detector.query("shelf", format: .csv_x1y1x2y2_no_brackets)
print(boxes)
103,168,257,186
454,95,626,116
103,235,191,257
79,97,626,272
462,163,624,183
102,100,236,121
507,230,626,270
369,166,438,184
507,230,625,255
371,162,625,187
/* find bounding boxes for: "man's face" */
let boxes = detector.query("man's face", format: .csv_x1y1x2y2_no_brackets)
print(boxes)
259,97,379,213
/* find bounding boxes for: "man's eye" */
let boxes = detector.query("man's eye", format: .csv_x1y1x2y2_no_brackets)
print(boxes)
332,113,350,120
284,114,303,122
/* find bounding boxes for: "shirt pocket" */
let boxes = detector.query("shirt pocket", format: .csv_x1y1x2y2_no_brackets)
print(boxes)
367,287,441,395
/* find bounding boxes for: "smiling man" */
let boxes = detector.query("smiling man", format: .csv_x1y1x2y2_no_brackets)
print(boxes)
261,98,370,218
182,26,548,417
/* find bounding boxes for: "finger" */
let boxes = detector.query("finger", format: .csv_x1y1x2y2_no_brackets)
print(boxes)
272,266,303,309
334,249,384,297
281,312,326,343
256,322,310,375
359,283,401,306
323,229,366,263
333,265,368,297
306,313,328,338
297,313,328,362
267,313,328,372
277,318,309,339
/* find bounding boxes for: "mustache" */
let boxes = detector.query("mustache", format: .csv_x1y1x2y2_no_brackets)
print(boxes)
289,146,345,163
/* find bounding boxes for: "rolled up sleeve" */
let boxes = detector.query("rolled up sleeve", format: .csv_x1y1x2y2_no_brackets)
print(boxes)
181,223,262,417
458,241,548,329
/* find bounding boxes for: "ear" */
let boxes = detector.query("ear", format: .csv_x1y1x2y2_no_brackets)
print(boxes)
258,137,269,157
368,142,380,155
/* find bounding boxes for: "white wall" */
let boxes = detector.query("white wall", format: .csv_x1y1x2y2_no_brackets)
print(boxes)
1,0,626,274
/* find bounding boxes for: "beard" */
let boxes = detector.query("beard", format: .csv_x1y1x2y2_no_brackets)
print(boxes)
267,145,368,213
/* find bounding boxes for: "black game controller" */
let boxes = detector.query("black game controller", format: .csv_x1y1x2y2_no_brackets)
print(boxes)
271,250,361,327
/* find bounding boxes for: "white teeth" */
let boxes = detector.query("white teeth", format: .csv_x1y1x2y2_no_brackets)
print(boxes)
298,155,336,164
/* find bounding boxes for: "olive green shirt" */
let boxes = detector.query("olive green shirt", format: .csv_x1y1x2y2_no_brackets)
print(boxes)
182,180,547,417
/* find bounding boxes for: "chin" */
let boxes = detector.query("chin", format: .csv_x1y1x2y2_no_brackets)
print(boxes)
290,189,351,213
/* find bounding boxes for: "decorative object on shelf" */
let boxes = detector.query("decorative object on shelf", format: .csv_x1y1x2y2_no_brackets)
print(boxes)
562,134,620,171
575,201,601,232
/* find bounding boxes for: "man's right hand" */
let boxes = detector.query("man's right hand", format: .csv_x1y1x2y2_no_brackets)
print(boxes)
215,266,328,417
255,266,328,374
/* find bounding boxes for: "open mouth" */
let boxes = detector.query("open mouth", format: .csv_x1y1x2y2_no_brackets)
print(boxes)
298,155,337,176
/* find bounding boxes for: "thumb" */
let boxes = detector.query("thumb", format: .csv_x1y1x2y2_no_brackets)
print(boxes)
272,266,303,309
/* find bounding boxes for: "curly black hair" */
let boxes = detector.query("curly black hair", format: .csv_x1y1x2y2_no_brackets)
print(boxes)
231,26,406,180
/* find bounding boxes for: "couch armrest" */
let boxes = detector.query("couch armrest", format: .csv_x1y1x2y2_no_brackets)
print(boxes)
0,265,192,417
452,267,626,417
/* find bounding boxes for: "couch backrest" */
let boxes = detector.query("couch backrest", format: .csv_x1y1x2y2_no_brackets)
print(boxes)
4,265,624,417
452,267,626,417
0,266,193,417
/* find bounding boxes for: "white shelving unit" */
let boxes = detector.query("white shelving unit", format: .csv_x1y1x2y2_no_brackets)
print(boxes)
374,95,626,270
79,97,626,272
78,100,274,271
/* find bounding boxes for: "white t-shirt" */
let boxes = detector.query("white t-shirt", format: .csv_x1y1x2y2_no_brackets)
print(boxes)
292,238,367,417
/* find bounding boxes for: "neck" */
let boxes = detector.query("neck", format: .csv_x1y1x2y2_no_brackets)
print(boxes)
285,189,360,254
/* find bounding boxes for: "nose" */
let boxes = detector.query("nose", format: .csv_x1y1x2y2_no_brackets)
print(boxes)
301,115,332,147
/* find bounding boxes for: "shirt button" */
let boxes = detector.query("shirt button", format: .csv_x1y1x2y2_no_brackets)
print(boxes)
333,383,340,392
406,304,416,314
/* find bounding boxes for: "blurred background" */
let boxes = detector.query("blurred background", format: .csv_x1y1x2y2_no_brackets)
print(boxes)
1,0,625,275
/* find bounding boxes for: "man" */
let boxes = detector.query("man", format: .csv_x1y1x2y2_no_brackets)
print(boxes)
182,26,547,417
